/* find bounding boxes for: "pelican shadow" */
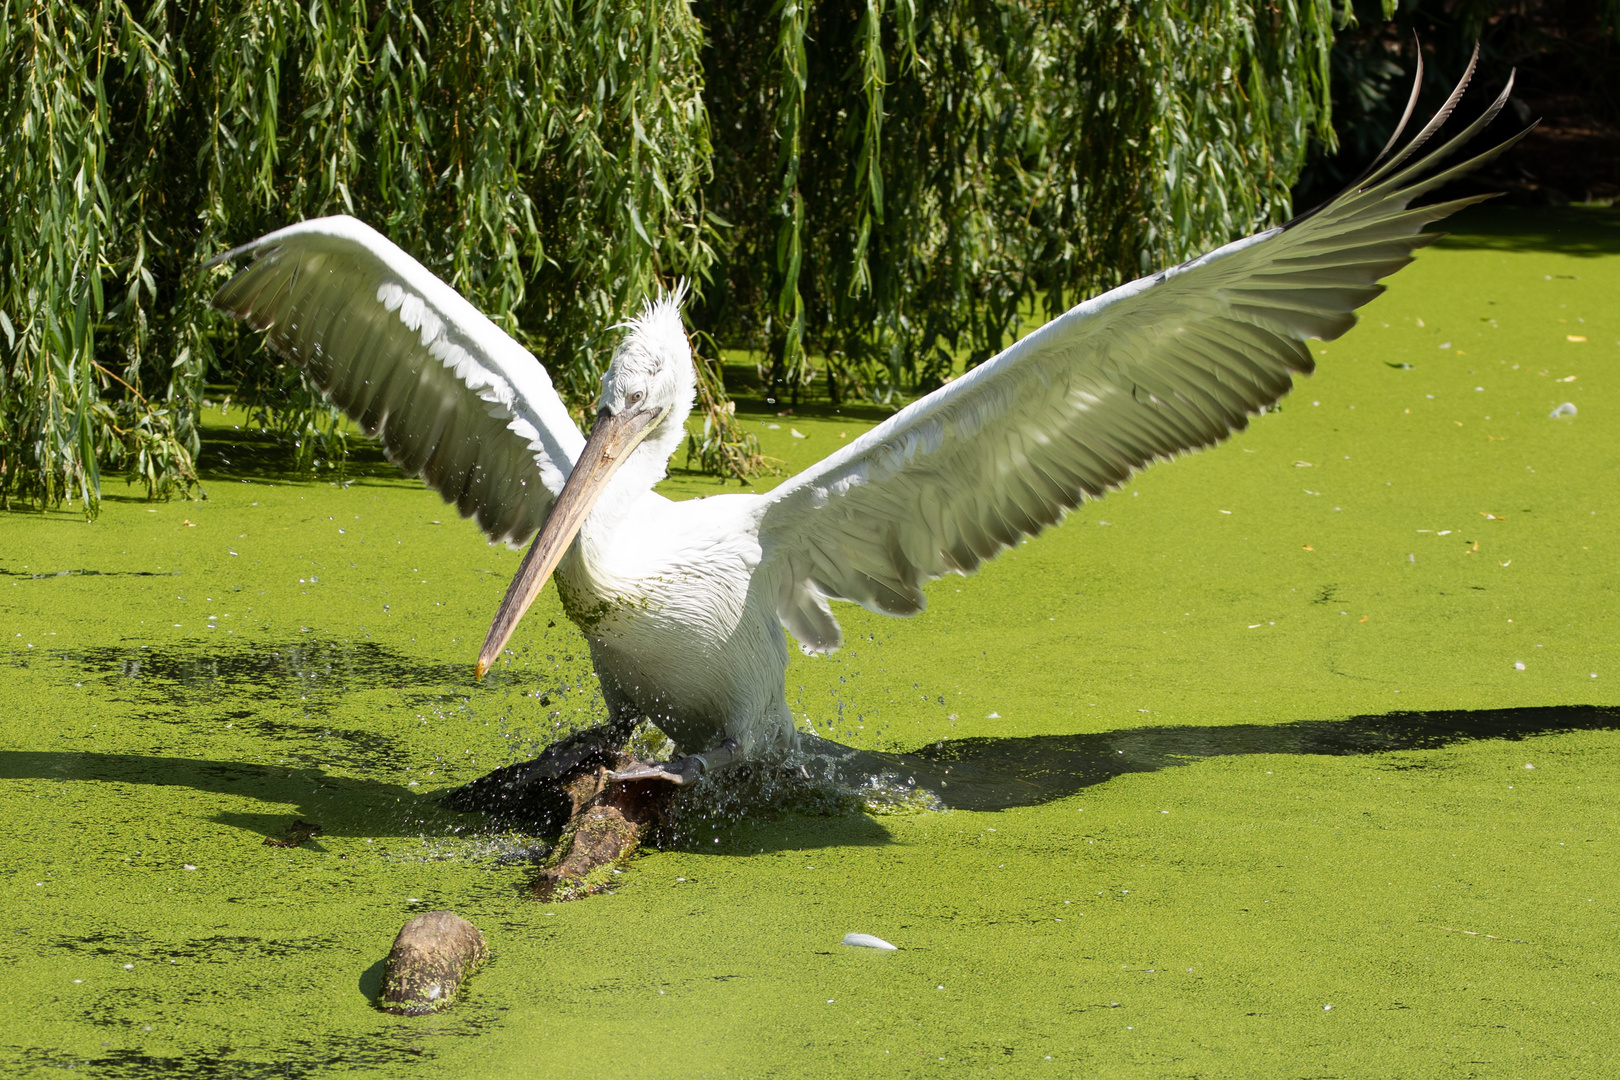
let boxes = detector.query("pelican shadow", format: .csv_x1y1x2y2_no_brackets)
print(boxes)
3,706,1613,840
0,750,462,839
806,704,1620,812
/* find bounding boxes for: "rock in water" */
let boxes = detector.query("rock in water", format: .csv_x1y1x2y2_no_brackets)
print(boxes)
442,723,632,831
532,773,674,902
447,731,676,902
379,910,488,1015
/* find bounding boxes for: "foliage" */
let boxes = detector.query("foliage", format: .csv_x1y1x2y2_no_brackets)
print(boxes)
698,0,1342,404
3,0,1346,515
683,332,769,481
1,0,713,514
1294,0,1620,206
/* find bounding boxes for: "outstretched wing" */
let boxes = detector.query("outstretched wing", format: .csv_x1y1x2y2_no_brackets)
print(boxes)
757,54,1526,653
208,215,585,547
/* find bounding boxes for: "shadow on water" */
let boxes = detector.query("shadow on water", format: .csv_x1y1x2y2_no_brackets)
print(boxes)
1434,204,1620,257
811,704,1620,813
11,635,1616,836
195,419,408,489
0,749,463,839
358,959,387,1001
4,704,1615,840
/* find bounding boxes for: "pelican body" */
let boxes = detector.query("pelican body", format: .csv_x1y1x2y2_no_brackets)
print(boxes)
208,59,1525,786
549,407,803,771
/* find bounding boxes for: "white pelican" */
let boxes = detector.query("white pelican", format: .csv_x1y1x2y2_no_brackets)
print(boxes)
208,60,1521,790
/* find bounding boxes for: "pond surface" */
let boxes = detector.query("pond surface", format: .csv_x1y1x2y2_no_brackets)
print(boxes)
3,206,1619,1078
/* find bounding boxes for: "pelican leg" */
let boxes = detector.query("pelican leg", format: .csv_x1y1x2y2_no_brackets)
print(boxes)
609,737,741,786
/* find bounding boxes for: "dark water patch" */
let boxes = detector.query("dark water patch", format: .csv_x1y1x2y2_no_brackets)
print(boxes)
0,567,175,579
71,641,484,704
837,704,1620,812
52,932,341,965
197,420,405,489
729,395,898,424
7,1015,500,1080
208,717,401,776
60,639,559,718
1436,204,1620,257
19,639,561,774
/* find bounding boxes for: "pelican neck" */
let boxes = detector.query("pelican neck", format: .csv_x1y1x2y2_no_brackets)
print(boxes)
578,415,682,542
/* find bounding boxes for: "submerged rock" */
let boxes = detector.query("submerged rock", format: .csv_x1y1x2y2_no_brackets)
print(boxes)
379,910,488,1015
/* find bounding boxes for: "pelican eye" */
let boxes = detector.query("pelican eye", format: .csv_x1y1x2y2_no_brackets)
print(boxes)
629,391,645,405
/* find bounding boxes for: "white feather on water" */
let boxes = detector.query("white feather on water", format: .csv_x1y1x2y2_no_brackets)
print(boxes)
843,933,898,951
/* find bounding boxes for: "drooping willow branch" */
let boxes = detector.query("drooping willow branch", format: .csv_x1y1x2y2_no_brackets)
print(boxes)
2,0,1342,516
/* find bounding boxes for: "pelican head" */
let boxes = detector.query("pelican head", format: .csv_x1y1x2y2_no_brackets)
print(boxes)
476,286,694,676
596,285,696,435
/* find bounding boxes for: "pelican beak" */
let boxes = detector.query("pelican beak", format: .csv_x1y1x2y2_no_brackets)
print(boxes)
475,404,666,677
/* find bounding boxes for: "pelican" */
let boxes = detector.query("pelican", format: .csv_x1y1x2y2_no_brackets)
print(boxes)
208,60,1522,792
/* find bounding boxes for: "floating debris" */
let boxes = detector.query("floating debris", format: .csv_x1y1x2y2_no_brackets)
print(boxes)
843,933,898,951
1549,402,1577,418
264,819,323,848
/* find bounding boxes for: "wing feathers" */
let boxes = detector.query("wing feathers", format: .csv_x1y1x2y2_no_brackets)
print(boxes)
209,216,585,547
759,64,1525,650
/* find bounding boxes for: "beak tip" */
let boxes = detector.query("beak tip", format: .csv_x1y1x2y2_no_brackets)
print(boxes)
474,658,490,679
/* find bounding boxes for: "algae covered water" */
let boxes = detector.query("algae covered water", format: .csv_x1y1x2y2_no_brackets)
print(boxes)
3,207,1620,1078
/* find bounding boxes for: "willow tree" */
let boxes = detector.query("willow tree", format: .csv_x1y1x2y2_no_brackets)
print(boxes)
0,0,717,514
2,0,1342,516
698,0,1341,403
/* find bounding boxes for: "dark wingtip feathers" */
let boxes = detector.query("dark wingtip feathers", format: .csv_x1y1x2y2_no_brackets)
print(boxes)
1283,47,1526,234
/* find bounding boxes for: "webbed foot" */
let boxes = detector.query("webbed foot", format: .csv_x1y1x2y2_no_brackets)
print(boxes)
607,737,741,786
608,756,705,786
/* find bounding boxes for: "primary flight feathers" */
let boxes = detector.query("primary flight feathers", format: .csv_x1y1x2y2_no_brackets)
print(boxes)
753,50,1525,652
208,217,585,547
